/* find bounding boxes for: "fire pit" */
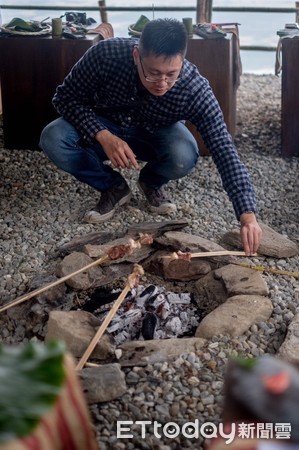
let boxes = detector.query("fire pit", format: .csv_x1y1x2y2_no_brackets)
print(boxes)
80,284,203,345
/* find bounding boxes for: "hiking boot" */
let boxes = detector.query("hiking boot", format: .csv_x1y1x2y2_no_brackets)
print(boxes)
84,181,132,223
138,181,177,214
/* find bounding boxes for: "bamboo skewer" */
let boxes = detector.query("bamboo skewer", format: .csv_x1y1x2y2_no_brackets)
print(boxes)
0,234,153,314
85,362,101,368
162,250,257,259
76,264,144,370
163,250,299,279
237,263,299,279
0,254,109,314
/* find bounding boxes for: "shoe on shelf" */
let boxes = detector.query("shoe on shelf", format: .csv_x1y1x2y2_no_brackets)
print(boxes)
138,180,177,214
84,181,132,223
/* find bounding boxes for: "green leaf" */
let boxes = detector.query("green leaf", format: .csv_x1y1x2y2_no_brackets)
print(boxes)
133,15,150,32
5,18,43,32
0,341,66,443
232,355,257,370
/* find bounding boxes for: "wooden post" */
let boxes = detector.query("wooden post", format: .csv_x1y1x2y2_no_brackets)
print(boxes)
207,0,213,23
296,2,299,23
98,0,108,23
196,0,213,24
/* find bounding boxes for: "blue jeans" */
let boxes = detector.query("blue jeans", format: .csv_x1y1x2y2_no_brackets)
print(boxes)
39,116,199,192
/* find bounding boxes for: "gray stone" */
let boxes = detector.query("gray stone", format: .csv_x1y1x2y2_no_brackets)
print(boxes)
56,251,103,290
29,274,67,303
195,295,273,338
195,271,227,306
45,310,115,360
155,404,170,417
155,231,228,252
214,264,269,296
221,223,299,258
278,313,299,364
79,363,127,403
164,257,211,281
126,371,140,385
6,302,32,321
119,337,207,365
144,250,211,281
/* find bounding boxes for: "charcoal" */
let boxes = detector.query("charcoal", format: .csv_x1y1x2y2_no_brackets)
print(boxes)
141,312,158,340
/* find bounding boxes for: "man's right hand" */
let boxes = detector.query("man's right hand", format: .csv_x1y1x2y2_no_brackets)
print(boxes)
95,129,139,169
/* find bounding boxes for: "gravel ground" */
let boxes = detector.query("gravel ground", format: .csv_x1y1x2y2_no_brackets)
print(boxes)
0,74,298,449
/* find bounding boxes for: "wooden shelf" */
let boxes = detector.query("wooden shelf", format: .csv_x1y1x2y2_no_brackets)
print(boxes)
0,32,240,154
281,37,299,158
0,34,101,150
185,34,239,155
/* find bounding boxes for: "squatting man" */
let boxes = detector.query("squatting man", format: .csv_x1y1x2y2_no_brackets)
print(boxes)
40,18,262,255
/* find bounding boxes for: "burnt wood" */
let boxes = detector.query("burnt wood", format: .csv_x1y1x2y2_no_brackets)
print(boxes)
127,219,189,237
57,231,122,256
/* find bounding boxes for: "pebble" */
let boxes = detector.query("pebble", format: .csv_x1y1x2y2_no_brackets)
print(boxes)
126,371,140,385
1,74,299,449
188,376,200,386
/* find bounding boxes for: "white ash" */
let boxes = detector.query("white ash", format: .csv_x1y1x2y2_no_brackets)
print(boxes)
90,285,201,345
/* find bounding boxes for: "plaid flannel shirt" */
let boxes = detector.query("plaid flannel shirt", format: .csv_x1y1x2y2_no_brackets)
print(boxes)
53,37,257,219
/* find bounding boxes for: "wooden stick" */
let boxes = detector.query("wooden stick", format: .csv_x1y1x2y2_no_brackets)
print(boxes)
191,250,257,258
0,254,109,314
85,362,101,368
0,234,153,315
163,250,299,279
162,250,257,260
76,264,144,370
237,263,299,279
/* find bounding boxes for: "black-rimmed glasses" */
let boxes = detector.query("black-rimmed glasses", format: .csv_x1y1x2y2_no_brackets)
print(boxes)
139,57,181,84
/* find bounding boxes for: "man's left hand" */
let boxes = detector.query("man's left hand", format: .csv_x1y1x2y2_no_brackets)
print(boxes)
240,212,262,256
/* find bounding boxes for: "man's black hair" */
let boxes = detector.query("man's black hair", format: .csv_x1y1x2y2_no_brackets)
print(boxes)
139,18,188,59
